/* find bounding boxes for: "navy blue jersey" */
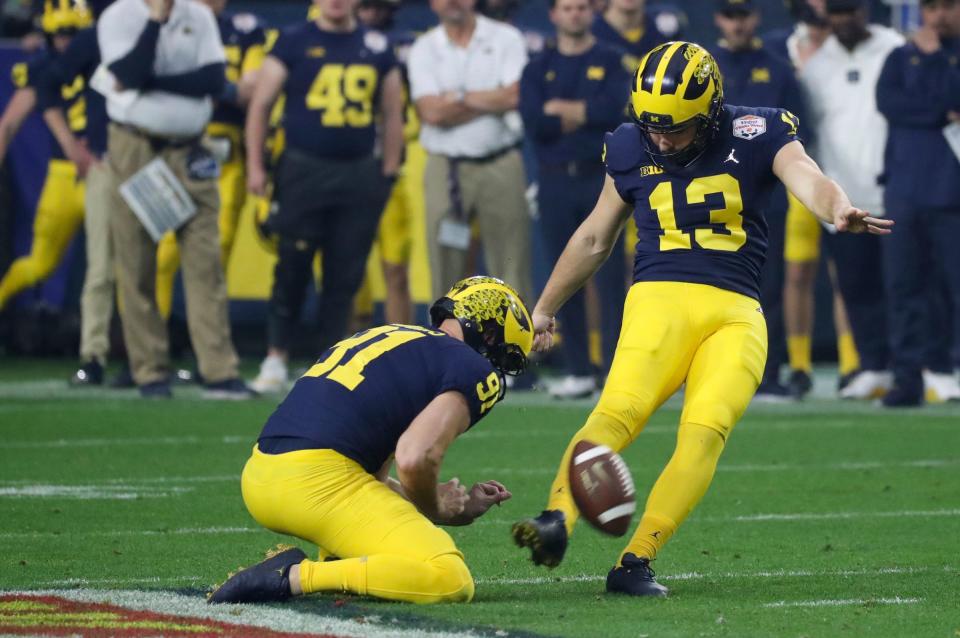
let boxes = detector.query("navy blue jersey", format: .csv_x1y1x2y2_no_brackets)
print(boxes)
12,51,87,160
213,11,266,127
259,324,501,473
604,105,801,299
591,13,667,65
520,41,632,166
35,28,107,157
268,22,397,160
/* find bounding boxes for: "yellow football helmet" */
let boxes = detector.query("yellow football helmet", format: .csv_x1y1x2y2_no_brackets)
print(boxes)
630,41,724,167
430,276,534,376
41,0,93,34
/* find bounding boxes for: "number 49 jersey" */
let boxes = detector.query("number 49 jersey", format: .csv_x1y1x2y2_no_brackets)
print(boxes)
268,22,397,160
605,104,801,300
259,325,501,474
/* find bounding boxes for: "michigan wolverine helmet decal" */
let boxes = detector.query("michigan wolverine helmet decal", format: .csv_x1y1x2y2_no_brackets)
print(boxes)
430,276,533,376
630,41,724,167
41,0,93,34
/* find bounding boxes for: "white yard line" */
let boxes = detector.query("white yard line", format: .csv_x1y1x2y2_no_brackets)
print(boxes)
475,565,936,586
1,435,252,448
718,508,960,522
477,458,960,476
763,596,922,608
0,526,260,540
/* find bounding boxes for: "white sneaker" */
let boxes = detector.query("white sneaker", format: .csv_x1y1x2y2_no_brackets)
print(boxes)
838,370,892,400
923,370,960,403
548,375,597,399
250,355,289,394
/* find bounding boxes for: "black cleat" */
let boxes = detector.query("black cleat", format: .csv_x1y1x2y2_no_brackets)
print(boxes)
69,360,104,386
208,546,307,604
606,553,668,597
881,385,923,408
788,369,813,400
511,510,567,568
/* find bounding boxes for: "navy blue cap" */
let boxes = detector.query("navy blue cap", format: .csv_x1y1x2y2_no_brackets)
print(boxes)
825,0,866,13
716,0,756,14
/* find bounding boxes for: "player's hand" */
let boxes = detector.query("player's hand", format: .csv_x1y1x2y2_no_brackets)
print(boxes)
462,480,512,521
531,309,556,352
247,165,268,197
68,141,97,179
834,207,894,235
436,478,468,522
912,25,941,54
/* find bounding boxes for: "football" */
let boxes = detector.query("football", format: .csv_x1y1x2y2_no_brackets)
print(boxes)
568,440,636,536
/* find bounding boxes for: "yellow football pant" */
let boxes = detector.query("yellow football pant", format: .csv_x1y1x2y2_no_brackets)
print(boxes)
241,446,474,604
0,160,85,310
155,126,245,319
546,282,767,560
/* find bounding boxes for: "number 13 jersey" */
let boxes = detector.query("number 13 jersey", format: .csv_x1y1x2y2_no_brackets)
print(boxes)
268,22,397,160
259,325,500,473
605,104,801,300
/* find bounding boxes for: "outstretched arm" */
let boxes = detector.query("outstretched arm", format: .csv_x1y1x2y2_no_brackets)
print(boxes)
531,174,632,351
0,88,36,165
773,140,893,234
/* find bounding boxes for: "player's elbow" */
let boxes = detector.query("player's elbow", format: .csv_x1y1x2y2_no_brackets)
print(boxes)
394,444,440,477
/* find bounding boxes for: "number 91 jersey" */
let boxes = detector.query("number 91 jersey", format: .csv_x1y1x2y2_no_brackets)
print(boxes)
268,23,397,160
258,325,501,474
605,105,801,300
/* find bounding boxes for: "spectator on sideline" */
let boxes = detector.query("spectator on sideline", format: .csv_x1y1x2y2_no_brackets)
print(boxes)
592,0,667,63
764,0,863,400
246,0,404,394
799,0,902,400
408,0,532,302
876,0,960,406
98,0,253,399
711,0,809,400
520,0,629,398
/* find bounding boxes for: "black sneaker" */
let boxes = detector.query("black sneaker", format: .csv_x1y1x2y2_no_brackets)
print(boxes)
754,378,792,403
511,510,567,568
606,553,668,597
109,365,136,388
203,378,258,400
139,381,172,399
837,369,858,393
788,369,813,400
208,546,307,604
881,385,923,408
69,360,104,386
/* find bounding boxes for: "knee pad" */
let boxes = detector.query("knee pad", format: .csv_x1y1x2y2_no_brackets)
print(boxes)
428,554,474,603
590,389,653,441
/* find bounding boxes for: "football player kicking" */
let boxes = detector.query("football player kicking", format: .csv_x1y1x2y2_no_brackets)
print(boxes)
512,41,892,597
209,277,532,605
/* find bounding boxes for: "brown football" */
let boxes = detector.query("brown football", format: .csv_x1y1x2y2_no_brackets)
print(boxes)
568,440,636,536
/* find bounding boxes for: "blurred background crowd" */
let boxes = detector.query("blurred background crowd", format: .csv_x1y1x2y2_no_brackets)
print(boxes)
1,0,958,407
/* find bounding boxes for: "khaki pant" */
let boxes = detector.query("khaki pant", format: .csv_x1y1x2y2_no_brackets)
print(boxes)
105,123,239,386
424,149,531,302
79,161,113,364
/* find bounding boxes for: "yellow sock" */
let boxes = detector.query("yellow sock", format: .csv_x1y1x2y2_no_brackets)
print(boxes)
837,332,860,376
622,423,725,561
299,553,473,604
787,335,812,373
547,411,639,536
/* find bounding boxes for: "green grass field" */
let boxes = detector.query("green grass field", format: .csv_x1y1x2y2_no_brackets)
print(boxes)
1,359,959,637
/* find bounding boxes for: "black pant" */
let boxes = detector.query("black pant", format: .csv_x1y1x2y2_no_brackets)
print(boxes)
758,189,787,384
538,165,625,376
821,230,889,372
882,201,960,392
267,149,389,353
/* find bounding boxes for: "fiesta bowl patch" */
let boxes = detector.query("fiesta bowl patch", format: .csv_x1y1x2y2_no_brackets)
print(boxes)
732,115,766,140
